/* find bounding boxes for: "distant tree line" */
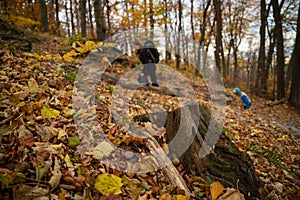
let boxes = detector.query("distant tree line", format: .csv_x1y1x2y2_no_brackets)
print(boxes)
0,0,299,107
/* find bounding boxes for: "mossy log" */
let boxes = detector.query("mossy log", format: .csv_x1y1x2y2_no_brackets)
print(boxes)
165,104,260,199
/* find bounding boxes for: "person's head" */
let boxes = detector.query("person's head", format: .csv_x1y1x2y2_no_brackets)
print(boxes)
144,40,155,48
133,41,142,50
233,87,241,95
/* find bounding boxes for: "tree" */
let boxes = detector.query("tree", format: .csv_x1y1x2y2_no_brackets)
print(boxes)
94,0,107,41
175,0,183,69
196,0,211,74
80,0,87,37
289,3,300,107
39,0,49,32
70,0,75,35
213,0,226,75
88,0,95,38
256,0,267,92
272,0,285,99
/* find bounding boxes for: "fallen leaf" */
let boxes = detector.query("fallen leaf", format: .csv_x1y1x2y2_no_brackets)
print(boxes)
210,181,224,200
95,173,123,196
48,157,62,189
218,188,245,200
19,134,35,147
41,108,60,119
176,194,189,200
68,137,80,148
64,154,75,168
62,107,75,118
92,141,115,159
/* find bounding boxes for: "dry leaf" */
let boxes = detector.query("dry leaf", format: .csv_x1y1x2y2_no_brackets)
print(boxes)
48,157,62,189
218,188,245,200
92,141,115,159
210,181,224,200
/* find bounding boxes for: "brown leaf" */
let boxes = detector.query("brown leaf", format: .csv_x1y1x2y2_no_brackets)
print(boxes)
19,134,34,147
218,188,245,200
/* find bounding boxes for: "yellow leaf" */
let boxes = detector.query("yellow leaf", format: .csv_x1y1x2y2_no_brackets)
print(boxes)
23,52,35,57
85,41,96,50
277,135,289,141
176,194,189,200
95,173,123,196
28,78,40,92
68,50,79,57
64,154,75,168
63,54,74,62
62,107,75,118
41,108,60,119
210,181,224,200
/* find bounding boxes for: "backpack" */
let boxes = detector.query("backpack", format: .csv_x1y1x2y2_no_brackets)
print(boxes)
146,48,160,63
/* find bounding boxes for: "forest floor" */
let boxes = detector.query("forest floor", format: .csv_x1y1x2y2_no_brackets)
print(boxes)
0,32,299,200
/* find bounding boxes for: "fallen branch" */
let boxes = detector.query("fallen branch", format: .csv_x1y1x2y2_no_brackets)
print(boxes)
267,98,287,107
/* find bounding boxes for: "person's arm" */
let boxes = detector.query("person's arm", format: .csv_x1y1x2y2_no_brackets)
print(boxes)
241,95,251,109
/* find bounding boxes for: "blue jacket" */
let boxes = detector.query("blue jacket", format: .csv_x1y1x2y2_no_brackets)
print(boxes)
240,92,251,109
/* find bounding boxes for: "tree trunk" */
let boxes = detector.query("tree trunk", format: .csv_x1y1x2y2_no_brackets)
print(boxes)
256,0,266,92
149,0,154,40
80,0,87,37
289,2,300,107
164,0,171,64
94,0,106,41
88,0,95,38
75,0,81,35
164,104,259,199
39,0,49,32
175,0,183,69
196,0,211,74
106,0,111,35
70,0,75,35
213,0,225,74
272,0,285,99
55,0,60,32
65,2,71,37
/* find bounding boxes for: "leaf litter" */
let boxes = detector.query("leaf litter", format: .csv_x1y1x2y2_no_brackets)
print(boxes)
0,36,299,200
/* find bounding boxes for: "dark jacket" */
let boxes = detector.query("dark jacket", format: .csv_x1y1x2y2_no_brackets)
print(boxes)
137,40,159,64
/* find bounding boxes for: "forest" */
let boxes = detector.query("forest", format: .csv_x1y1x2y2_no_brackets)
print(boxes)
0,0,300,199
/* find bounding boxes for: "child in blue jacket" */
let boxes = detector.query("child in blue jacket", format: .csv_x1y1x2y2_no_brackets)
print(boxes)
233,87,251,109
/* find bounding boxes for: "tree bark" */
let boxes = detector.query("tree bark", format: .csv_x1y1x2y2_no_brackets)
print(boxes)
164,0,171,63
196,0,211,74
39,0,49,32
149,0,155,40
75,0,81,35
88,0,94,38
70,0,75,35
65,2,71,37
55,0,60,34
272,0,285,99
213,0,226,75
289,2,300,107
164,104,259,199
257,0,267,93
94,0,106,41
80,0,87,37
175,0,183,69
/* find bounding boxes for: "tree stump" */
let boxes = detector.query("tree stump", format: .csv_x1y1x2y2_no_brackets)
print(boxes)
165,104,260,199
